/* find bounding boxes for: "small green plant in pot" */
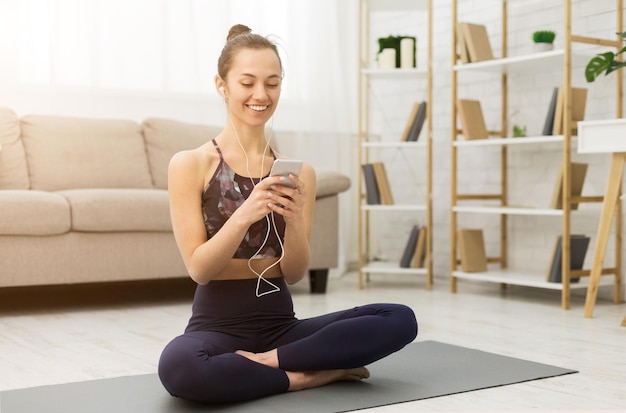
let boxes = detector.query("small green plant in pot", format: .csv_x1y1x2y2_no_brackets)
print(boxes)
585,31,626,83
532,30,556,52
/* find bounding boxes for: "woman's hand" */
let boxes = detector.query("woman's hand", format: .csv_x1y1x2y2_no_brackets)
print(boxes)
269,164,316,284
264,174,306,222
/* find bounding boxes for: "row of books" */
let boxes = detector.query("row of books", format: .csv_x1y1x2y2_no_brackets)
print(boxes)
401,101,427,142
456,85,588,141
457,228,590,283
363,159,586,210
542,86,588,136
361,162,394,205
399,225,427,268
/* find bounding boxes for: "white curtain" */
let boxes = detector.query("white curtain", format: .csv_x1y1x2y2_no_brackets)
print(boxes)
0,0,358,135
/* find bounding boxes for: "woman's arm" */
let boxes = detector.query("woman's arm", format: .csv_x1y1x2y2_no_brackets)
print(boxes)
267,163,316,284
168,150,275,284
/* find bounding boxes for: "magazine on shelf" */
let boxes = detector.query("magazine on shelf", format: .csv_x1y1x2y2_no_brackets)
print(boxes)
549,161,588,210
411,226,427,268
406,101,427,142
458,22,494,62
361,163,381,205
457,99,488,140
546,234,590,283
551,86,588,135
400,225,420,268
457,228,488,272
372,162,394,205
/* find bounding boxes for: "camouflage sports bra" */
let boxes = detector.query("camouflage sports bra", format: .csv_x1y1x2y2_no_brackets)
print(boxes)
201,139,285,259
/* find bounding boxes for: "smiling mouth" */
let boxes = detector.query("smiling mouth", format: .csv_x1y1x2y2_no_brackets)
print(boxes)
247,104,269,112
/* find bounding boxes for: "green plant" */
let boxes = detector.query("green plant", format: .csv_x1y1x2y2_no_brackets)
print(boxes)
513,125,527,138
585,31,626,82
532,30,556,43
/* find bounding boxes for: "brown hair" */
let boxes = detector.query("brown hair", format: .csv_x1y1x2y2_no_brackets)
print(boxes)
217,24,283,80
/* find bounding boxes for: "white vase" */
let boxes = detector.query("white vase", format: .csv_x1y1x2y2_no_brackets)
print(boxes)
533,42,554,52
378,48,396,69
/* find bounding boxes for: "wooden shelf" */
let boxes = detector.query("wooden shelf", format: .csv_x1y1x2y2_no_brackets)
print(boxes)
453,205,563,216
361,68,427,79
362,261,428,276
449,0,623,309
453,49,591,74
358,0,433,290
454,135,566,147
366,0,428,12
362,141,427,148
362,204,428,212
452,269,615,291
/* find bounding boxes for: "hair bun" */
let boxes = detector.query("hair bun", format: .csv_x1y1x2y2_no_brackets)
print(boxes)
227,24,252,42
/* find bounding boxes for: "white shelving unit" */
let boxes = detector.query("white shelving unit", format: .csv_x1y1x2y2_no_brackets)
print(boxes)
450,0,623,309
452,268,615,291
357,0,433,289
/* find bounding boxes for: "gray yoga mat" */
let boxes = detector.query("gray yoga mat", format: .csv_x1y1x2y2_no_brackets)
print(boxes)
0,341,576,413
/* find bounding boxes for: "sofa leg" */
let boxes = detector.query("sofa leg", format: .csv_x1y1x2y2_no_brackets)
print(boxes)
309,269,329,294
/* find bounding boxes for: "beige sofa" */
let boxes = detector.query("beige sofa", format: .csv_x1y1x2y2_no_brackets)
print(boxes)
0,107,350,293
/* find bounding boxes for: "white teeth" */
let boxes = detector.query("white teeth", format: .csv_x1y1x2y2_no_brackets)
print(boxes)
248,105,268,111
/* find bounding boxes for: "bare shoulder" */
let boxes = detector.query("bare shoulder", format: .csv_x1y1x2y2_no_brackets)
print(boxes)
168,144,219,188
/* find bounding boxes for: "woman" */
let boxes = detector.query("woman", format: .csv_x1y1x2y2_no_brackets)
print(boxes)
158,24,418,404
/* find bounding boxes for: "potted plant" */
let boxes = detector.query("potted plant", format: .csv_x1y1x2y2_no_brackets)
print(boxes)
377,35,416,69
584,31,626,83
532,30,556,52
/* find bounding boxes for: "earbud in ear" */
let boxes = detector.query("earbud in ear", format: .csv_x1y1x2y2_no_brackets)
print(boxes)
219,87,225,96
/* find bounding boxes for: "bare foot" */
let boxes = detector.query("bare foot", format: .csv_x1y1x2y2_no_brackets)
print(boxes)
235,349,279,369
235,349,370,392
286,367,370,392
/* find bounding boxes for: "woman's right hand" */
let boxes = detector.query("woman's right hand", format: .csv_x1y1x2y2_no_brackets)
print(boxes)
233,175,288,224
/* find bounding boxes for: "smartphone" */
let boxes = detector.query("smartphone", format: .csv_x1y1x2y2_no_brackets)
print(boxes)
269,159,303,188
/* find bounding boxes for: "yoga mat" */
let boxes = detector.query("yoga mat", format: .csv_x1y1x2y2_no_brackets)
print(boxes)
0,341,577,413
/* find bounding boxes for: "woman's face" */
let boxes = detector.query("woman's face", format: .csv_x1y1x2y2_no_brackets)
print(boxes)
225,48,282,127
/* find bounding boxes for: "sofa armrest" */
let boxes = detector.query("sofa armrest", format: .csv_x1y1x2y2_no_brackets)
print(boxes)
315,168,351,199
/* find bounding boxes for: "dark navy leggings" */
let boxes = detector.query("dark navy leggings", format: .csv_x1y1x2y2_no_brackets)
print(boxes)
158,277,418,404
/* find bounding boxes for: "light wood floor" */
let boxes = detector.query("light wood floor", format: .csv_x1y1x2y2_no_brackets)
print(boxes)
0,273,624,412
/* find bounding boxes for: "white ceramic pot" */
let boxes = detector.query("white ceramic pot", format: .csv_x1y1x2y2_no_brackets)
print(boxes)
533,42,554,52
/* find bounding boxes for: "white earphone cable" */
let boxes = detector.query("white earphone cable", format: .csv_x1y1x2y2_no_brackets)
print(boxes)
228,115,283,297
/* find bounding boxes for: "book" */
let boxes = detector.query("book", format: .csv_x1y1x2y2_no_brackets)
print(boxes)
549,161,588,210
457,228,488,272
457,99,488,140
407,101,427,142
546,234,590,283
372,162,394,205
411,226,427,268
400,225,420,268
361,163,380,205
459,22,494,62
456,23,471,63
551,86,588,135
542,87,559,135
400,102,421,142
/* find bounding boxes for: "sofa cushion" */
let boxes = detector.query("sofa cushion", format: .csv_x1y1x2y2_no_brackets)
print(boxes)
0,107,30,189
142,118,221,189
315,168,351,198
0,190,70,235
57,189,171,232
21,115,153,191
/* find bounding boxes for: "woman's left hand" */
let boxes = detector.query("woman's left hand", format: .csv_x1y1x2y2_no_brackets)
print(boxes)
265,174,306,222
